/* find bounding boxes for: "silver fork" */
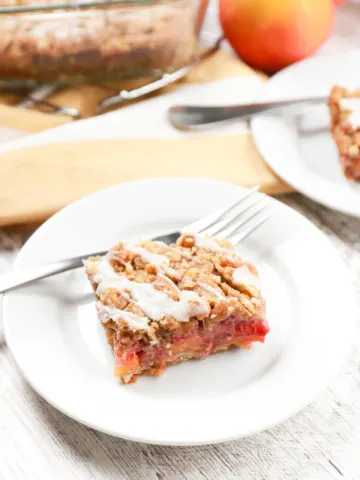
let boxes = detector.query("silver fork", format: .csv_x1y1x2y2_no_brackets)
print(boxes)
169,96,327,130
0,186,271,294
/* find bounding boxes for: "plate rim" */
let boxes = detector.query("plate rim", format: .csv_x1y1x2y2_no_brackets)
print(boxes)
3,177,357,445
251,50,360,218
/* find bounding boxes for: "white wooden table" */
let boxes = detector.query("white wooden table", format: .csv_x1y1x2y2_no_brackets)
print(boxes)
1,5,360,480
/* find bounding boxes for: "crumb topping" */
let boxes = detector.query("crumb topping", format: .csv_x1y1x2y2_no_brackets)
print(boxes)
85,233,264,340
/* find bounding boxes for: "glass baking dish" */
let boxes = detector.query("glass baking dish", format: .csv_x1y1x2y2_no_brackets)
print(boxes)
0,0,209,84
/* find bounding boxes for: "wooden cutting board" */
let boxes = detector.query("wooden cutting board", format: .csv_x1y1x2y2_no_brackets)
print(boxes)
0,135,291,226
0,49,291,226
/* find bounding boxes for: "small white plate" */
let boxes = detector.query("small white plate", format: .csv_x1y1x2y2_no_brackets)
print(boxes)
252,50,360,217
3,178,356,445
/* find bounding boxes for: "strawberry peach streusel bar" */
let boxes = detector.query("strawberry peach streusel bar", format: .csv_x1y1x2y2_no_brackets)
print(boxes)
84,233,269,384
329,85,360,181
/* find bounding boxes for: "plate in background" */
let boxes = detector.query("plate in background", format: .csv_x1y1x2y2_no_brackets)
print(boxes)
252,50,360,217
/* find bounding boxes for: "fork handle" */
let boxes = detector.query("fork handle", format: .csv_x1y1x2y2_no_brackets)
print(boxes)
0,230,180,295
0,257,83,294
0,251,107,294
168,95,327,129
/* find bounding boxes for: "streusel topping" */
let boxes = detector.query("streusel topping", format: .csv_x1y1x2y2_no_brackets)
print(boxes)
85,233,263,337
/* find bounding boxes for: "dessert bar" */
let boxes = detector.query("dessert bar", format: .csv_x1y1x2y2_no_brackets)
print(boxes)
85,233,269,384
329,85,360,181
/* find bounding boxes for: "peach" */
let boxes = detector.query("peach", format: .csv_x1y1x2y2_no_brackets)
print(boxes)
114,351,139,377
219,0,335,73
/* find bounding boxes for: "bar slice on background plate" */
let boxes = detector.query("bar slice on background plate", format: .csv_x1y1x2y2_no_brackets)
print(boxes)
85,233,269,384
329,85,360,181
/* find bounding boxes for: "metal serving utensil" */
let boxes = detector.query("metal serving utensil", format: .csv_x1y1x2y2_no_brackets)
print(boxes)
96,37,224,114
16,84,81,119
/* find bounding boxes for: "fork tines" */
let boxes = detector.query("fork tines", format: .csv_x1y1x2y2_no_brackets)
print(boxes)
183,186,272,245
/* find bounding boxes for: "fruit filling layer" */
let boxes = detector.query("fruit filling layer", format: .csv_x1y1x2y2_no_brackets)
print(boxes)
111,317,269,382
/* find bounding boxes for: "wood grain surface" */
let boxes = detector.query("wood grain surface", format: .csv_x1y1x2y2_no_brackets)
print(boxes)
0,136,290,226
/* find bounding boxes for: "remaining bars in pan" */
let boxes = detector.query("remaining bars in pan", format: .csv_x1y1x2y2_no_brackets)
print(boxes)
85,233,269,384
329,85,360,181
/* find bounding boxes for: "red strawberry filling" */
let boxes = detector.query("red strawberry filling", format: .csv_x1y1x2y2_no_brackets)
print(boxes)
113,317,269,380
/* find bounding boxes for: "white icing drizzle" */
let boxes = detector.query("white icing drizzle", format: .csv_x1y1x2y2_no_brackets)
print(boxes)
94,257,209,324
156,273,181,294
198,282,226,300
339,98,360,129
163,266,181,279
193,234,231,253
125,243,170,268
232,265,261,290
125,243,179,278
96,302,150,331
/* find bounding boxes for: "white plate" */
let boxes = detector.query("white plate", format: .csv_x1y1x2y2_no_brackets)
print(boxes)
3,178,356,445
252,50,360,217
